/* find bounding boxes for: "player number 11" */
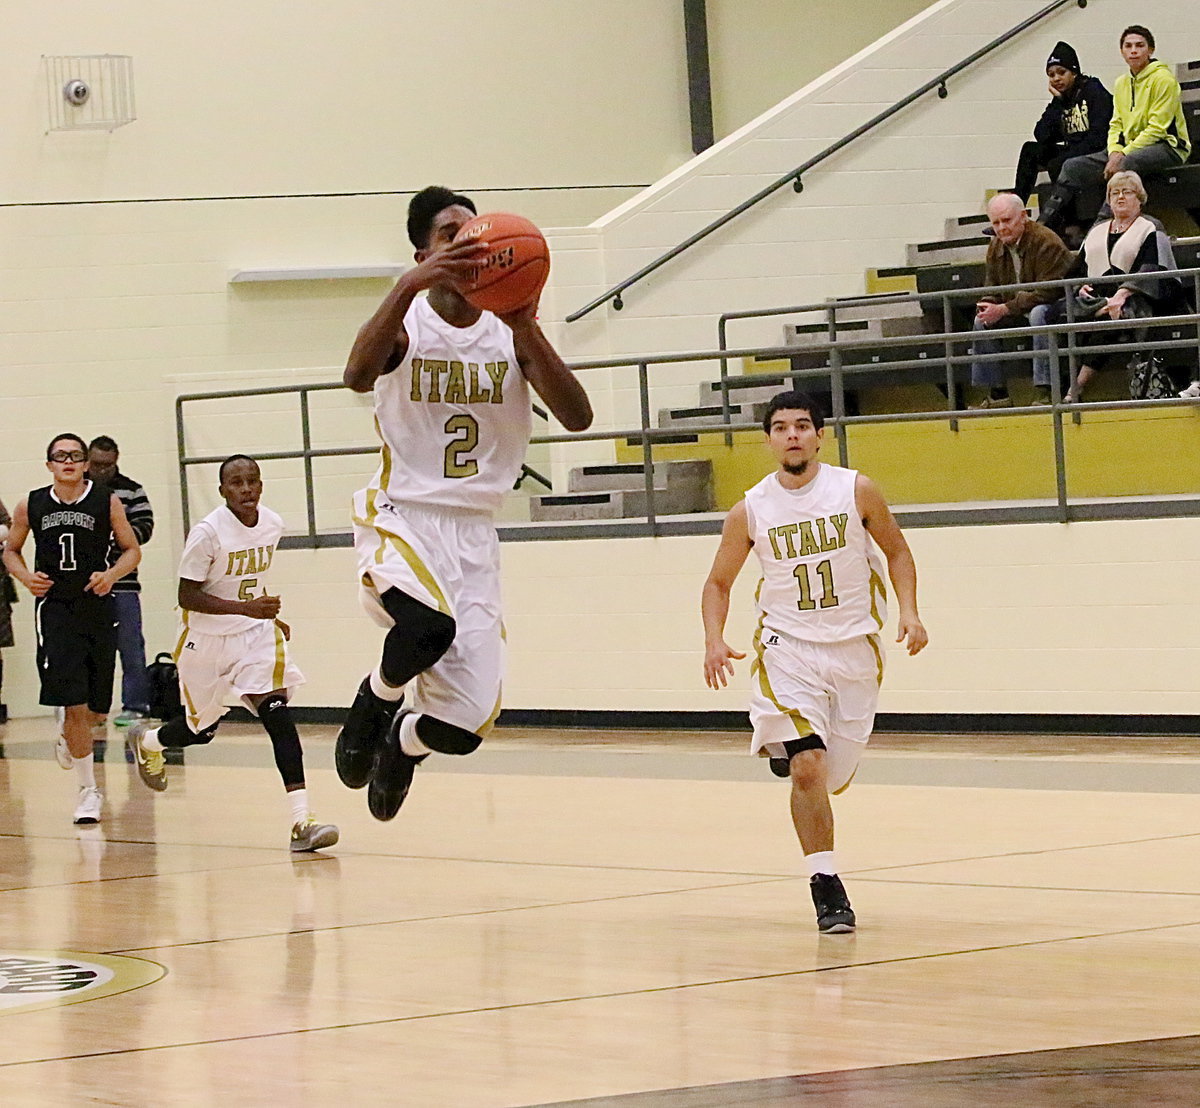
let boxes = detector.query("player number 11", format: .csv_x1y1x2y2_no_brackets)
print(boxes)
793,559,839,610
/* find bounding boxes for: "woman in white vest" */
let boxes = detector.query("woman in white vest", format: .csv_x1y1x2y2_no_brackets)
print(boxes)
1053,171,1187,402
702,391,928,934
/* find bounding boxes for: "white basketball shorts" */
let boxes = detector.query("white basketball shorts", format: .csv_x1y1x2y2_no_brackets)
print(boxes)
748,630,884,793
176,620,304,734
352,491,503,736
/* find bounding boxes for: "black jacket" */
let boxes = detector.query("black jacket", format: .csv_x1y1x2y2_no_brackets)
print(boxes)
1032,74,1113,158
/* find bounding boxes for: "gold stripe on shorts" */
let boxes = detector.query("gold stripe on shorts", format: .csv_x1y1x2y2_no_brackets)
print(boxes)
751,612,815,739
866,632,884,687
273,622,287,691
351,500,451,616
868,568,887,629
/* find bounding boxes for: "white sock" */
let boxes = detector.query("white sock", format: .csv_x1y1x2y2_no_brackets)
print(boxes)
287,788,309,826
397,712,432,757
369,667,405,702
141,726,164,752
73,753,96,790
805,851,837,877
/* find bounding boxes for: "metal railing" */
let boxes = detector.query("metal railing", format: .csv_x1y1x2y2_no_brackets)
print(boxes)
177,267,1200,544
565,0,1088,322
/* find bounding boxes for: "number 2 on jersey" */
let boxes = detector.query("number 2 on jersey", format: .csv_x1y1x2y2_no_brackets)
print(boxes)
793,559,839,610
444,414,480,478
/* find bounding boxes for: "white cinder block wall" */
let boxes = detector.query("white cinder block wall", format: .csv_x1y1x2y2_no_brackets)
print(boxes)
3,0,1198,720
544,0,1200,429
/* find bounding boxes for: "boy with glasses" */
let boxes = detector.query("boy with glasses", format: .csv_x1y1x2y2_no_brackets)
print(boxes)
2,434,141,823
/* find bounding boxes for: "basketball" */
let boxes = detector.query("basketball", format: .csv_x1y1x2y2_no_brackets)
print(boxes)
453,212,549,314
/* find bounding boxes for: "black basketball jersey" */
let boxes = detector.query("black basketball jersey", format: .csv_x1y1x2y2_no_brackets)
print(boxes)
28,482,114,600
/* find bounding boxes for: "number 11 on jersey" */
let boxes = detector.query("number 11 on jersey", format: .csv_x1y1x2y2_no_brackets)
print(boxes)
793,559,839,610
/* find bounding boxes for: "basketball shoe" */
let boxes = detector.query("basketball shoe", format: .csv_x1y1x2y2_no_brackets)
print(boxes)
289,816,340,853
127,721,167,792
73,786,103,825
367,710,425,821
335,678,402,789
810,873,856,933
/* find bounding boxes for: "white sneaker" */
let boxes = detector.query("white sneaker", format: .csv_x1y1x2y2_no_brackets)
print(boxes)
73,786,103,825
1179,381,1200,399
55,736,73,770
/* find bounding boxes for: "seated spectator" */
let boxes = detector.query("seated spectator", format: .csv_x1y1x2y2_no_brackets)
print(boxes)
1013,42,1112,207
1039,25,1191,234
1041,172,1187,403
968,194,1073,408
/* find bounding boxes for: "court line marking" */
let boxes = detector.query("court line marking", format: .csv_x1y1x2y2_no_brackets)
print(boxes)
104,875,800,954
6,916,1200,1070
856,875,1200,898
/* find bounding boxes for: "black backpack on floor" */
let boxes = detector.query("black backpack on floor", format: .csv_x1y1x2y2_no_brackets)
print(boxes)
146,652,183,721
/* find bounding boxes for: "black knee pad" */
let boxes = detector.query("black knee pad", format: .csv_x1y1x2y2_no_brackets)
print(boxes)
782,734,826,760
189,722,220,746
257,691,288,715
379,588,457,685
417,715,483,756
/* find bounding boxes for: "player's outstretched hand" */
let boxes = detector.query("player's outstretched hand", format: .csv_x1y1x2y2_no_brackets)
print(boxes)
411,239,489,294
23,570,53,597
245,594,282,620
704,640,746,689
896,614,929,656
85,570,116,596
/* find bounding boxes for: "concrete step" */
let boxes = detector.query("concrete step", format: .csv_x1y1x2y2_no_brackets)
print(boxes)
697,378,788,406
784,315,924,347
1176,60,1199,83
658,401,763,429
906,237,990,267
817,294,924,323
530,475,715,521
568,459,712,494
944,213,991,239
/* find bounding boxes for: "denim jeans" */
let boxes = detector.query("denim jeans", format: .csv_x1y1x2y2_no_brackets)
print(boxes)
971,303,1057,388
113,590,150,713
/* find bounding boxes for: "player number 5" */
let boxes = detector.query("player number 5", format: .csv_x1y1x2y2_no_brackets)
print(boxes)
444,414,480,478
238,578,258,601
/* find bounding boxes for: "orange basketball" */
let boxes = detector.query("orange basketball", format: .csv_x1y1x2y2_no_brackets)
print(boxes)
453,212,549,314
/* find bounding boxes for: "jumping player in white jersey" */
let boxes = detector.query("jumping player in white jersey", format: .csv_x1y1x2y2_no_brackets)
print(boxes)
126,456,339,853
337,186,592,821
702,391,928,933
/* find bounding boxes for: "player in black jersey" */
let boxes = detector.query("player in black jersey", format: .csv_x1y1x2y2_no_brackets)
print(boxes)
2,434,141,824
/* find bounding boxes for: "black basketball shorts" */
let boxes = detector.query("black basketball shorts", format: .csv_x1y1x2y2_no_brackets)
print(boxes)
34,596,118,713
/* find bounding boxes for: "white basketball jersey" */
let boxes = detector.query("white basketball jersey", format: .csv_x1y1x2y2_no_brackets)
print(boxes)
744,465,887,643
177,504,284,636
368,296,531,514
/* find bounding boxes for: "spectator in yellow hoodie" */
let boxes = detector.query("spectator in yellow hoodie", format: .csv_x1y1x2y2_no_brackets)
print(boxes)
1039,25,1190,234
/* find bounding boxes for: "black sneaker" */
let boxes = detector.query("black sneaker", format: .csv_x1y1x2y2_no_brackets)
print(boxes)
367,710,426,821
810,873,856,933
335,677,401,790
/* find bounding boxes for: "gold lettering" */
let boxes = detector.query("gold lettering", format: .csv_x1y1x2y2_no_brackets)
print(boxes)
776,523,799,560
244,548,259,575
410,357,423,402
485,360,508,404
467,362,490,403
444,361,468,404
423,360,448,403
767,527,783,561
796,521,820,557
815,517,840,553
232,550,248,576
225,552,237,576
830,513,849,548
261,545,274,572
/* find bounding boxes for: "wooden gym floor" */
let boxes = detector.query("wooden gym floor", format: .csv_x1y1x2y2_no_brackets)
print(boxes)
0,719,1198,1106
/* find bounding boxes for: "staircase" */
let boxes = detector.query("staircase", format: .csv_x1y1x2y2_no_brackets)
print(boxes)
526,61,1200,524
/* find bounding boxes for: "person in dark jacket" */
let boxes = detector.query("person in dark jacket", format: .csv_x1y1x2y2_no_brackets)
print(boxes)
1013,42,1112,205
87,436,155,726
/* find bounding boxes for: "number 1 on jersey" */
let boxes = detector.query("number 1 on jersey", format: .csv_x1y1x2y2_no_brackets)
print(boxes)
444,414,480,478
58,533,77,572
793,559,839,610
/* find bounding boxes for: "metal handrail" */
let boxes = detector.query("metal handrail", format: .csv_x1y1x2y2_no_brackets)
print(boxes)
176,273,1200,543
565,0,1088,322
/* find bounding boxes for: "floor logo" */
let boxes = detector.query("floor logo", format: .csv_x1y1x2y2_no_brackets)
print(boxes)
0,951,166,1015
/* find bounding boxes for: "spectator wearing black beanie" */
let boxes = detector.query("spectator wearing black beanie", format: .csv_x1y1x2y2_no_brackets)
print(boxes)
1011,42,1113,206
